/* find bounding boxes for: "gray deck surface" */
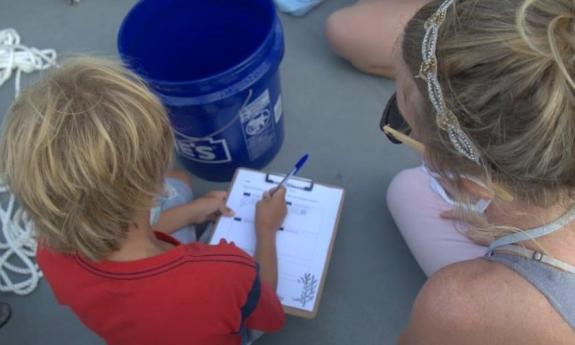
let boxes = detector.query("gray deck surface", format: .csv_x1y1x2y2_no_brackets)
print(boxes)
0,0,426,344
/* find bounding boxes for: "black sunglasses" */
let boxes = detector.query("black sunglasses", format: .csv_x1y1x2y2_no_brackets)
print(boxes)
380,92,411,144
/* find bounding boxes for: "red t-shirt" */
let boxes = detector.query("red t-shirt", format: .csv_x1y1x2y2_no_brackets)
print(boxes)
37,232,285,345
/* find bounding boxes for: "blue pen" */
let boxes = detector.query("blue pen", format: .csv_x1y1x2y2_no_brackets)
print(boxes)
271,154,309,195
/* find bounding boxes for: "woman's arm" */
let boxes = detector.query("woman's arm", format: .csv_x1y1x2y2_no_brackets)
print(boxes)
399,260,517,345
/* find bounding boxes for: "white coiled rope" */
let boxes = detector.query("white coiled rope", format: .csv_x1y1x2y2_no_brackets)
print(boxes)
0,186,42,295
0,28,57,96
0,28,57,295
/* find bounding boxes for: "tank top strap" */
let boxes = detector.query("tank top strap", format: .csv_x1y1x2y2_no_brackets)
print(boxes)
490,245,575,274
488,207,575,251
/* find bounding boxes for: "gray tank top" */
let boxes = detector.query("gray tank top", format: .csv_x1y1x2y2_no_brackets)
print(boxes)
485,252,575,329
484,207,575,330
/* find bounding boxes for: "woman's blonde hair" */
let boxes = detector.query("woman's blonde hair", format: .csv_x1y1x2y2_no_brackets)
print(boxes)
0,57,174,260
402,0,575,242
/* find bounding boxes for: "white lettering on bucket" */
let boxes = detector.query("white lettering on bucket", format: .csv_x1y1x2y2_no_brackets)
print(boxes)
175,137,232,164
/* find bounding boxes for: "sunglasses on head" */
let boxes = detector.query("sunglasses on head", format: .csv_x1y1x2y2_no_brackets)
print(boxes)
380,92,412,144
379,94,514,202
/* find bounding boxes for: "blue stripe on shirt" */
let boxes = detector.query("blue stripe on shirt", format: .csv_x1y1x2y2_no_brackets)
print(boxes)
239,264,262,330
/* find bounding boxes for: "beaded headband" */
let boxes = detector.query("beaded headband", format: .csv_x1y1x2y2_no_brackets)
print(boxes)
419,0,481,164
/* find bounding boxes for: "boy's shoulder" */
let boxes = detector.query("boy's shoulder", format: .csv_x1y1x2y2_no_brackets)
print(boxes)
157,231,254,265
188,238,253,259
182,240,262,299
37,235,257,283
199,238,252,256
184,239,258,272
37,237,260,303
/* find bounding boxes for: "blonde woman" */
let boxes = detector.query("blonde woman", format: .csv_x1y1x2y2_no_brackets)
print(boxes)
325,0,429,77
384,0,575,343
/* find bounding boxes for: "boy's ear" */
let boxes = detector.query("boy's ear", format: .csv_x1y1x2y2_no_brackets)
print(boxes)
459,178,493,200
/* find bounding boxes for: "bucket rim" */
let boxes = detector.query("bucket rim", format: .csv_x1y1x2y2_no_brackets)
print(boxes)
117,0,280,88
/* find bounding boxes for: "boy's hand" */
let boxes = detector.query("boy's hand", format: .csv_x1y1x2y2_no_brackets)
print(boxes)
190,191,234,224
255,187,287,238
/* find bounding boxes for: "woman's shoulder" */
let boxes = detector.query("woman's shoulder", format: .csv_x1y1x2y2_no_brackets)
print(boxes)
400,258,573,345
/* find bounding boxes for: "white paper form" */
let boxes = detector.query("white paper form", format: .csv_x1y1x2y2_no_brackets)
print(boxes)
210,169,344,313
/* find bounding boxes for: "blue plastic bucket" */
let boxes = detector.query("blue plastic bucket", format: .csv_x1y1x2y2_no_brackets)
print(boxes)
118,0,285,182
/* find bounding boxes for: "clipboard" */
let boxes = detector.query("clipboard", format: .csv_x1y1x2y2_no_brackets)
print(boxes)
210,168,345,319
264,173,315,192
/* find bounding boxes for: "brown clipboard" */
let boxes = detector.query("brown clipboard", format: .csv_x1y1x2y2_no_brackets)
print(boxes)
213,168,345,319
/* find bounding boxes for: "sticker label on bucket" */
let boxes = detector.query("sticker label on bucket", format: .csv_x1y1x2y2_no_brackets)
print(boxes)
175,136,232,164
274,96,283,123
240,89,277,161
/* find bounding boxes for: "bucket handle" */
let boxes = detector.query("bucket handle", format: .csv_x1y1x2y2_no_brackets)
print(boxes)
173,89,254,140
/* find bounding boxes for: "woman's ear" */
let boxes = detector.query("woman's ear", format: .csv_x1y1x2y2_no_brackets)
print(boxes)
459,178,493,200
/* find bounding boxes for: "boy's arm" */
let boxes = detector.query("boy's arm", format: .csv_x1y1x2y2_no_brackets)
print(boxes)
153,203,199,234
254,187,287,291
243,187,287,332
254,232,278,290
153,191,233,234
245,276,285,332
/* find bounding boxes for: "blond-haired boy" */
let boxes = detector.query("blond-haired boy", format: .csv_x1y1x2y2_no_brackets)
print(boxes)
0,57,285,344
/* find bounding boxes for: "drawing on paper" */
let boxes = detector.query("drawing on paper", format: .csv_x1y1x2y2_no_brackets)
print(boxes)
293,273,318,308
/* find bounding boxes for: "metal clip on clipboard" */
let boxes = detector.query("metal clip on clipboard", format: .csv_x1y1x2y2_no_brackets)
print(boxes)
265,173,314,192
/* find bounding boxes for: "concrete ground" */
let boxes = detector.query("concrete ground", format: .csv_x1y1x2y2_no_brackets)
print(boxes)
0,0,425,344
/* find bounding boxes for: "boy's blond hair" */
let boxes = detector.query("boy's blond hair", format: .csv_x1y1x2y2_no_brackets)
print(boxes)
0,57,174,260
